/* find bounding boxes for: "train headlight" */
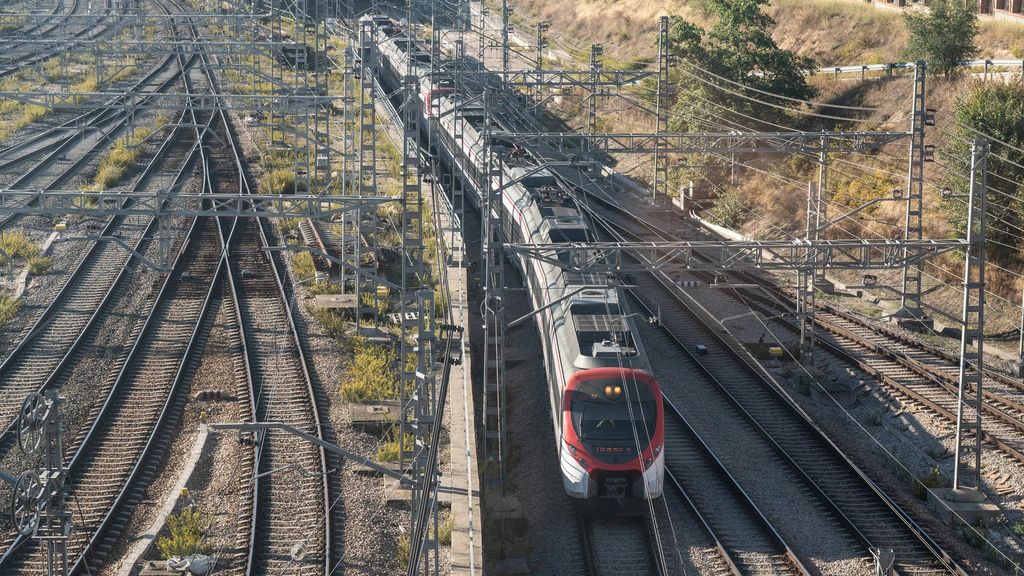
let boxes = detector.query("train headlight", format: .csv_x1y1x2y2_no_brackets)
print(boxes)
644,457,654,470
603,385,622,400
653,443,662,457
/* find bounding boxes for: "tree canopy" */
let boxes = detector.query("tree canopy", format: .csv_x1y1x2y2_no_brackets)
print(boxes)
941,80,1024,263
667,0,817,131
904,0,978,77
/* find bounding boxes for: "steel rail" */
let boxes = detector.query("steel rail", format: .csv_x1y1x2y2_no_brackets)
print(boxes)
196,11,333,566
0,99,202,460
0,4,121,79
660,392,810,575
0,0,73,47
0,4,221,570
0,54,198,379
578,512,662,576
622,211,1024,478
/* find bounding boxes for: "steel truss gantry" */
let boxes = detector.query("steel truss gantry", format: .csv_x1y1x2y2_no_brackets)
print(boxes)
488,129,912,155
0,190,396,218
505,238,967,274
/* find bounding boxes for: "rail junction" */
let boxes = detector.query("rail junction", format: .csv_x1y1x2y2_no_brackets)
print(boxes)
0,0,1021,575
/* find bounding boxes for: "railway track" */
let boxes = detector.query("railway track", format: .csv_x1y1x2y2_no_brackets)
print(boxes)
0,63,205,460
0,5,257,572
628,271,962,574
0,48,191,173
569,188,968,573
661,394,809,575
0,2,118,78
601,197,1024,480
227,216,329,575
0,106,207,458
0,124,222,573
579,513,662,576
0,0,71,45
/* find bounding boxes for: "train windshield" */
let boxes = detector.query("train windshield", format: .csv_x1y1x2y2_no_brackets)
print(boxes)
570,378,656,447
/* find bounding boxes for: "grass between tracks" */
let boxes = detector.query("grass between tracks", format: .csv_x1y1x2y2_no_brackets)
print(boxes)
0,292,20,328
155,508,211,559
89,115,171,191
339,337,399,401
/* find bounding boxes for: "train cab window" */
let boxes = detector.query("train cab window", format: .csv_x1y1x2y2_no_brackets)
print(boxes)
570,303,638,358
569,377,656,447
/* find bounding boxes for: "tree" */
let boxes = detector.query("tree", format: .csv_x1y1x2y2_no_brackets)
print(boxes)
667,0,817,132
904,0,978,77
665,0,817,205
941,80,1024,264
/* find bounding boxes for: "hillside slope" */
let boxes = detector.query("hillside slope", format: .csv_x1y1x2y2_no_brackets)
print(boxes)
505,0,1024,66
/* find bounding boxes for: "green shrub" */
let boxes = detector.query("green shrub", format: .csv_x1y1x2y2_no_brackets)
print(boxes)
310,307,348,341
705,186,749,229
278,217,300,238
155,508,210,559
904,0,978,78
26,255,52,275
91,141,142,191
361,291,391,319
340,338,398,401
259,168,298,195
397,535,410,570
307,281,342,296
376,431,414,462
74,195,99,209
292,251,317,281
0,293,20,327
913,467,949,500
436,513,454,546
0,232,38,260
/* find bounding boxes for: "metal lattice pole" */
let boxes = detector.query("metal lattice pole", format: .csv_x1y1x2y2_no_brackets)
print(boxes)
899,61,928,325
800,181,822,358
477,0,487,68
481,89,506,496
358,20,380,326
533,22,548,104
588,44,602,137
452,39,466,254
652,15,669,203
501,0,510,82
953,140,988,492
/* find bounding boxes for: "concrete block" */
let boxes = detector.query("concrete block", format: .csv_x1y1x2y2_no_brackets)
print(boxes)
892,307,934,331
1007,358,1024,378
926,487,999,526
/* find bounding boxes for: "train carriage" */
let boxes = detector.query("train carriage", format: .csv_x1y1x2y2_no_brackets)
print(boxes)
367,16,664,499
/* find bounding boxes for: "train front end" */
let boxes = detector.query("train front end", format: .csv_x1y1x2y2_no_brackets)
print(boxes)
560,368,664,500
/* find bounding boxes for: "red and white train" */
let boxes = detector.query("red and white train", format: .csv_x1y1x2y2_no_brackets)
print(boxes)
365,17,664,499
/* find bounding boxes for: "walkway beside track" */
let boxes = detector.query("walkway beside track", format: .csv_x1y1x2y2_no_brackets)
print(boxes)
434,176,483,576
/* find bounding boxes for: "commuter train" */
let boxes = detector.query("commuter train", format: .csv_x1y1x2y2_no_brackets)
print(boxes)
363,17,664,500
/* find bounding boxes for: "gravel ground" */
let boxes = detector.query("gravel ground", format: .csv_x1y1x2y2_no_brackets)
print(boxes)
0,98,184,358
0,210,188,533
664,258,1024,569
